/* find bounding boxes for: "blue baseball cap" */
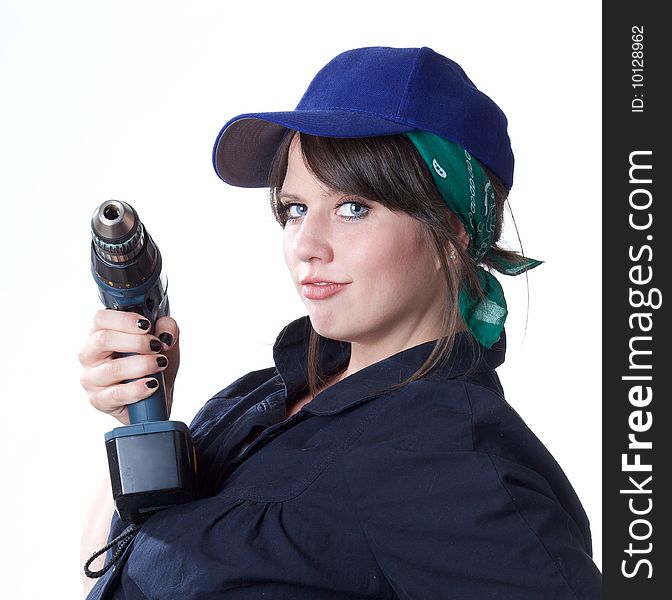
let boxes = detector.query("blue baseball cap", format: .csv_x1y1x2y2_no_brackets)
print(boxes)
213,46,515,190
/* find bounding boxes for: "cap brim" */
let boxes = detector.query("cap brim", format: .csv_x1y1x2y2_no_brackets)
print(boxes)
212,111,414,187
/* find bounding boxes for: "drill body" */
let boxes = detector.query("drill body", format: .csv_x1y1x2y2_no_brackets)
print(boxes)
91,200,197,523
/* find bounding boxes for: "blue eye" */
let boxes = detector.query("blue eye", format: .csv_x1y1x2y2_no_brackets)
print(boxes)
336,201,370,220
286,204,308,219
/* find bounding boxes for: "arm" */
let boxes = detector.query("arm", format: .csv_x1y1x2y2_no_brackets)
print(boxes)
79,476,115,596
78,310,180,595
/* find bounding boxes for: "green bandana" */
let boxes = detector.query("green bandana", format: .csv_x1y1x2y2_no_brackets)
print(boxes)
406,130,542,348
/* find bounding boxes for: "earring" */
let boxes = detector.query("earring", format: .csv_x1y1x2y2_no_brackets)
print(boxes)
449,248,457,261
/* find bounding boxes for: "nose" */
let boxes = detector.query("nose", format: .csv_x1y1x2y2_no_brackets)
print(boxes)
289,211,334,263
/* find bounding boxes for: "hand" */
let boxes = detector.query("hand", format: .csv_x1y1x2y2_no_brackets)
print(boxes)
79,310,180,424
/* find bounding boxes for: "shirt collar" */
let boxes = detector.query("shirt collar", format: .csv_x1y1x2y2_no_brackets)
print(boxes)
272,316,506,416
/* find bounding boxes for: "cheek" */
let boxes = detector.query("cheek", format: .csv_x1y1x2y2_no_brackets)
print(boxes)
366,227,436,286
282,231,295,271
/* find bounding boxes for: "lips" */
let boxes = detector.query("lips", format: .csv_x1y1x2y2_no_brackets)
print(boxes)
300,278,350,300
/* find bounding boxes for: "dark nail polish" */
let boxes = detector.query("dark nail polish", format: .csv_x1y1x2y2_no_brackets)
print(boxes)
156,356,168,368
159,332,173,348
150,339,162,352
145,379,158,389
137,319,151,331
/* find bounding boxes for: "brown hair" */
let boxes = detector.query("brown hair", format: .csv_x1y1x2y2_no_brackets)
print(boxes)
268,132,526,398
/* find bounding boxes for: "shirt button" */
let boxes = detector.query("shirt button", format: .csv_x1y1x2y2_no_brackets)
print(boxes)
256,401,269,413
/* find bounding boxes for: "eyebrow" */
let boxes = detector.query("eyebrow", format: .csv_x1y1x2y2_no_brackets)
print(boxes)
276,189,355,202
275,191,303,202
276,188,372,205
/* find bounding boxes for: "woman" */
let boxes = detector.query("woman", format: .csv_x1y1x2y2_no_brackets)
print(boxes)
80,46,602,599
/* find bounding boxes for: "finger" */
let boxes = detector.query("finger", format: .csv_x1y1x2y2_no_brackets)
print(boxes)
89,309,153,336
153,317,180,411
155,316,179,351
81,353,169,389
88,378,162,425
79,329,164,368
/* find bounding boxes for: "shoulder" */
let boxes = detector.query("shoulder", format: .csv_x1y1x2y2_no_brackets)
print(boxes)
354,373,514,453
365,371,557,461
347,373,584,511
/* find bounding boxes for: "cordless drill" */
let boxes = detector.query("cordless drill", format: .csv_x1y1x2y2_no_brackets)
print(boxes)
91,200,197,523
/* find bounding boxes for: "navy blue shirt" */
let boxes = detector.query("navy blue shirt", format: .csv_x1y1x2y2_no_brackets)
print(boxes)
88,316,601,599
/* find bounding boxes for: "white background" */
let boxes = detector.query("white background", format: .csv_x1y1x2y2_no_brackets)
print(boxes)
0,1,601,597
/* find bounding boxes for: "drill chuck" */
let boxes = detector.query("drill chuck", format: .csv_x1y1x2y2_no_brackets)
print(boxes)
91,200,146,264
91,200,164,301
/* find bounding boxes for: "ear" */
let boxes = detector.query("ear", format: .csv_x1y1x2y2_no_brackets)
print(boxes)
453,220,469,252
435,220,469,271
436,215,469,273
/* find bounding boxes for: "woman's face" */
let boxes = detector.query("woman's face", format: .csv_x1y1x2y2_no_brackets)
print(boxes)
281,137,448,354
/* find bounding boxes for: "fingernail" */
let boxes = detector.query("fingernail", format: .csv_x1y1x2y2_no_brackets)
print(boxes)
145,379,158,389
150,339,162,352
137,319,151,331
159,332,173,348
156,356,168,368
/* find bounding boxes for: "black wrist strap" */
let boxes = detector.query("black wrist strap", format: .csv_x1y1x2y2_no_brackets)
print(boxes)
84,523,142,579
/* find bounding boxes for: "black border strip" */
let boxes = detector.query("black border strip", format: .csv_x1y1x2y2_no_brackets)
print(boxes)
603,3,670,597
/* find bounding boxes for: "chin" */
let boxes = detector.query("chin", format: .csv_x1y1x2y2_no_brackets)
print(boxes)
309,322,344,342
307,314,354,343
